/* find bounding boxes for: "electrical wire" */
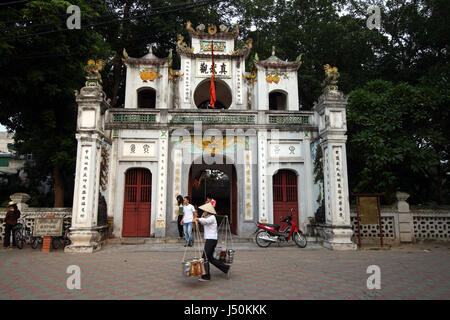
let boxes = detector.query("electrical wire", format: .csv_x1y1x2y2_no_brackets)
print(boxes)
0,0,32,6
0,0,225,37
1,0,197,26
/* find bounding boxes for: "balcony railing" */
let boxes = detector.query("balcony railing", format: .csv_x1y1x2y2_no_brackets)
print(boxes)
105,108,315,129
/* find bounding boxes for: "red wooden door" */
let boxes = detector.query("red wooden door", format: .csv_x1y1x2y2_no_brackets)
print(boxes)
273,170,299,226
123,169,152,237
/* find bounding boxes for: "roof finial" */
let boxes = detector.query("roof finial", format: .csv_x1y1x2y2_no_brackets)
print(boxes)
272,45,275,56
149,46,153,55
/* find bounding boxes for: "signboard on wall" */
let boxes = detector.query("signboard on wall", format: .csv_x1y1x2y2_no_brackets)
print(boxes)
359,197,379,224
268,140,303,162
196,59,232,78
34,218,63,236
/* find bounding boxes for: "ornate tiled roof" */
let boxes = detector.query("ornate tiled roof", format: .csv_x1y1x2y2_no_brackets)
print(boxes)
123,47,169,66
256,46,302,70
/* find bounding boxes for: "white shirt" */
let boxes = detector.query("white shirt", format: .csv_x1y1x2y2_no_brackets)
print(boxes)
182,204,195,223
198,215,217,240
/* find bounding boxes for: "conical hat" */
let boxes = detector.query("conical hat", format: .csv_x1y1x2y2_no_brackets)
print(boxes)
198,202,217,215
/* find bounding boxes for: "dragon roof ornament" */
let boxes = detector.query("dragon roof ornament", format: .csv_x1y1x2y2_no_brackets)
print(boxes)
185,21,239,39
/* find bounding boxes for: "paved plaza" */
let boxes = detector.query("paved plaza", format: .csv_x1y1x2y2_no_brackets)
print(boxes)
0,242,449,300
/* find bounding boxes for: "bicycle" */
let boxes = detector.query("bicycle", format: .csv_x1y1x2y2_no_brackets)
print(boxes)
13,216,37,249
51,225,71,250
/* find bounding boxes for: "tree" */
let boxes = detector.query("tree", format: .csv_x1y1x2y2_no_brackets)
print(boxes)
347,79,450,204
0,0,111,206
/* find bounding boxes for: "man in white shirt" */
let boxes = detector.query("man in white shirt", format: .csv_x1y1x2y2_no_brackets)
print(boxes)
181,196,196,247
195,203,231,281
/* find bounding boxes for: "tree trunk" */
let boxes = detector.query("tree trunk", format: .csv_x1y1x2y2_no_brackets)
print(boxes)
110,2,131,108
110,54,122,108
53,167,65,207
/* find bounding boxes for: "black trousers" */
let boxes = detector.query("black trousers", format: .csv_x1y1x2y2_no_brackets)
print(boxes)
201,239,230,280
177,215,184,237
3,224,16,247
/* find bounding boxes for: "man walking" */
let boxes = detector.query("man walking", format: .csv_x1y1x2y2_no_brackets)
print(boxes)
180,196,196,247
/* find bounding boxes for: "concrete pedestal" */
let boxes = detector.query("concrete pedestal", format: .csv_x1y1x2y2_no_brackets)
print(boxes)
319,226,357,250
65,228,102,253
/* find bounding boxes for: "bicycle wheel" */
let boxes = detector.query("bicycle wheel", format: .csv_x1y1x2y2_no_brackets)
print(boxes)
14,230,24,249
51,237,64,250
293,231,307,248
31,237,42,249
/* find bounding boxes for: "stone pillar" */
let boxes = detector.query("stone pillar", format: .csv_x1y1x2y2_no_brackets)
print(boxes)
155,129,169,237
257,130,269,223
396,191,413,242
65,70,109,253
313,87,356,250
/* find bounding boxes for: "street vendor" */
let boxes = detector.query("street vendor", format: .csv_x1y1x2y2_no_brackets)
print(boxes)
194,202,230,282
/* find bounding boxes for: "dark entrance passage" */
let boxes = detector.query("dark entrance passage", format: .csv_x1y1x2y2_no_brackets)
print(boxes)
188,161,238,234
273,169,299,227
122,168,152,237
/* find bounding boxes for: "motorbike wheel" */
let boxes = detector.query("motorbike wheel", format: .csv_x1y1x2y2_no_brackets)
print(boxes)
255,230,272,248
31,238,42,250
293,231,307,248
14,231,24,249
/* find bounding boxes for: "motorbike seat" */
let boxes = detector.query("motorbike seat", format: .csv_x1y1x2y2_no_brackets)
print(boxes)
259,223,280,231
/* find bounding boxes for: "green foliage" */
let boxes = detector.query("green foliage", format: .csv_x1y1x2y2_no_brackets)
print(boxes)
0,0,112,206
347,79,450,204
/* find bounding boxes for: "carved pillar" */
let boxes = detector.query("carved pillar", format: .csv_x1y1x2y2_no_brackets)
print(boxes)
257,130,268,223
65,71,109,253
313,87,356,250
396,192,413,242
155,129,169,237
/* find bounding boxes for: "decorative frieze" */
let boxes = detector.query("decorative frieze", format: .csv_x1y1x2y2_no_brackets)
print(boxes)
170,115,255,124
268,115,309,125
113,113,156,123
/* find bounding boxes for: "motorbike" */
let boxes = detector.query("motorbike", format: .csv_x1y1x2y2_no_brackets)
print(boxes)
254,212,307,248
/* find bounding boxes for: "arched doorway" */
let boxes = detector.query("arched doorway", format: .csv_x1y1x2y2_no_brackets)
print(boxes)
137,88,156,108
122,168,152,237
188,160,238,234
194,79,232,109
272,169,299,226
269,90,287,110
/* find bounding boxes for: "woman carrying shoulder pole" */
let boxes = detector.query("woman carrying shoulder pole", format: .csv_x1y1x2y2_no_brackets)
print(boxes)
194,202,230,282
